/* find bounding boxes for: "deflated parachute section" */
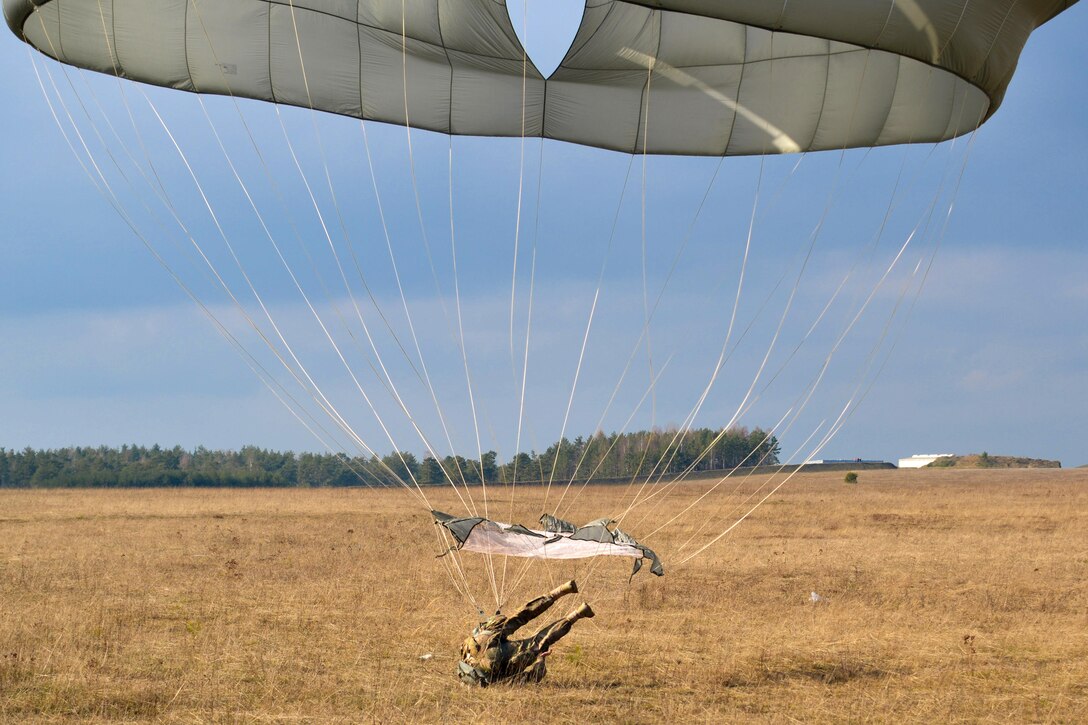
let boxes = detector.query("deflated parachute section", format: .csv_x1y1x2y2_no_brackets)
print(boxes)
433,511,663,579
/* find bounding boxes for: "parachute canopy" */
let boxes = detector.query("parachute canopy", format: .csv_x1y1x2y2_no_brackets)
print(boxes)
433,510,664,578
4,0,1078,156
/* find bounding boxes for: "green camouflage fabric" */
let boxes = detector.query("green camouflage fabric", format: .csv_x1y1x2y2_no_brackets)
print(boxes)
459,594,575,686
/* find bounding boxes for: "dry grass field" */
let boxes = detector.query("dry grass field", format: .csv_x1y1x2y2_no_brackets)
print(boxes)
2,468,1086,723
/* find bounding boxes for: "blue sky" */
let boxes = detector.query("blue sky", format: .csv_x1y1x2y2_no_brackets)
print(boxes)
1,2,1085,468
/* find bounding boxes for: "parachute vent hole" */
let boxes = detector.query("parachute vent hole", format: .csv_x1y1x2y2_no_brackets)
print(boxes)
506,0,586,78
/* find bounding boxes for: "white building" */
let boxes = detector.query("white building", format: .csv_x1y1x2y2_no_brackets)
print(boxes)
898,453,954,469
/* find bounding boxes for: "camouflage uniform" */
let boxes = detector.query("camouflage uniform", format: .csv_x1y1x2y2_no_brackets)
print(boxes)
458,589,586,686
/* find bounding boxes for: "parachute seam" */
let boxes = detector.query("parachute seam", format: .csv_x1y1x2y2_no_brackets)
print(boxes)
182,0,193,92
937,0,973,63
973,0,1020,79
722,27,749,155
806,39,834,150
628,8,659,154
873,55,904,147
355,0,363,119
267,1,276,104
56,0,64,57
434,0,454,134
258,0,520,64
109,0,118,72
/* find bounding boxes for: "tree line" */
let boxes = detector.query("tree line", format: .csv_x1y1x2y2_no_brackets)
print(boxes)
0,427,779,489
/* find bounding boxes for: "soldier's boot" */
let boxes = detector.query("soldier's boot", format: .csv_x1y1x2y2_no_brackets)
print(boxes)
548,580,578,599
566,602,594,622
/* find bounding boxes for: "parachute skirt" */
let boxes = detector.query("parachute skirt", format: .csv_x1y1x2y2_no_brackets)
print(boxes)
433,510,663,579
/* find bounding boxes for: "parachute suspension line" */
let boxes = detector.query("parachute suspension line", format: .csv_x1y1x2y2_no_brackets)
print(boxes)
186,3,408,418
392,1,485,517
446,138,503,608
628,62,952,534
391,1,500,605
549,354,677,528
826,137,983,453
501,194,540,606
539,152,637,512
144,90,442,501
281,0,408,380
357,123,478,516
27,47,403,497
29,19,381,489
432,523,484,615
504,0,542,522
675,421,834,566
665,114,976,558
146,85,434,493
509,0,531,368
617,41,888,531
511,137,548,491
280,0,481,515
171,2,437,496
577,160,772,587
815,95,987,451
49,7,430,503
501,137,564,608
544,154,638,516
617,32,801,524
640,14,660,452
499,355,681,603
261,3,451,500
499,0,539,606
192,11,476,503
821,114,985,449
674,144,970,564
552,151,733,522
505,158,645,606
619,155,766,524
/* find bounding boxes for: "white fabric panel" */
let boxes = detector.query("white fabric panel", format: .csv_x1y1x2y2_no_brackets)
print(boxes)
545,69,645,151
52,0,115,73
270,3,362,116
459,520,644,561
657,8,745,67
440,0,529,58
809,49,900,150
114,0,188,89
640,64,741,155
449,50,545,136
357,0,442,46
4,0,1079,156
186,1,270,98
876,55,958,145
727,54,829,155
358,24,451,131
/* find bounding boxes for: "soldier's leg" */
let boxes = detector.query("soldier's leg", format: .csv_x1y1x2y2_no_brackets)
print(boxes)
501,637,545,678
510,655,548,684
500,580,578,636
532,602,594,651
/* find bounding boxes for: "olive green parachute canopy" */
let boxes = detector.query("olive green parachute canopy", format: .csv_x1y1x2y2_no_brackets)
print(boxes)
4,0,1078,156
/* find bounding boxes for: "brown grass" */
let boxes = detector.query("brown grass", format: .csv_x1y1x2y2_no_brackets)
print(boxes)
2,468,1086,723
